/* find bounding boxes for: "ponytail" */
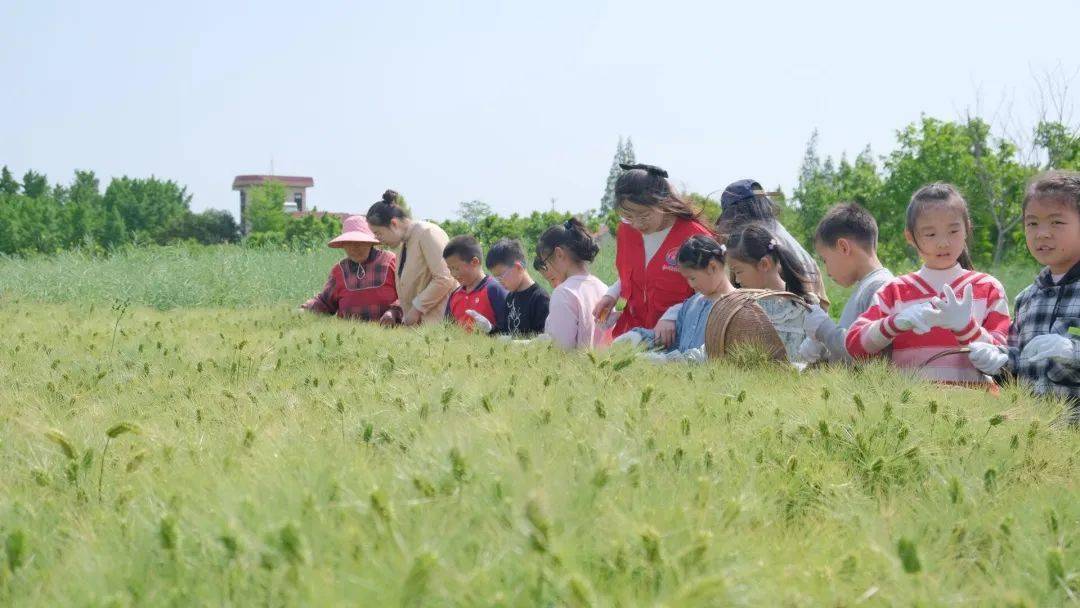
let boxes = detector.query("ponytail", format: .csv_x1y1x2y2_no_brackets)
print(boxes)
726,223,811,297
537,218,599,264
366,189,410,227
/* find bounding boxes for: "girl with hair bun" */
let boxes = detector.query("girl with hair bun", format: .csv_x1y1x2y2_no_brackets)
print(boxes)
613,234,735,363
533,218,612,350
366,189,457,326
593,164,714,347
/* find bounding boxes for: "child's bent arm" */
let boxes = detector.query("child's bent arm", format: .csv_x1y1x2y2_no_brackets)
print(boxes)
846,301,899,357
955,284,1010,347
544,289,580,350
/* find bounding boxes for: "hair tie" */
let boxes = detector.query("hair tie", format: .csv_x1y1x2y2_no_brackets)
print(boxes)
767,238,777,251
719,244,727,255
563,219,575,230
618,163,669,179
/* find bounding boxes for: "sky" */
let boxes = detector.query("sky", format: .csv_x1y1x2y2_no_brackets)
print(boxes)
2,0,1078,221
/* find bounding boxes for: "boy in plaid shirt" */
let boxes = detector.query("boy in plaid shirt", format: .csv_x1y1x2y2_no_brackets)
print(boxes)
969,171,1080,419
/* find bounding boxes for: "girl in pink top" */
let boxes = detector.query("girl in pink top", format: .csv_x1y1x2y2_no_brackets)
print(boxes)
846,183,1010,384
534,219,611,350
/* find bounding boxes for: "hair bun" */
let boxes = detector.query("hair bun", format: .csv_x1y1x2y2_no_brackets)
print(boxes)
619,163,669,179
381,189,400,205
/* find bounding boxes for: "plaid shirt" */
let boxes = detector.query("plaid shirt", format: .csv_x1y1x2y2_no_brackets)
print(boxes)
1002,262,1080,407
303,250,400,321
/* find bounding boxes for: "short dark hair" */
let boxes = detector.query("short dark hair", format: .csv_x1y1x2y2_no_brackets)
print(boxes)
1024,170,1080,213
813,202,879,251
485,238,526,269
442,235,483,262
677,235,726,270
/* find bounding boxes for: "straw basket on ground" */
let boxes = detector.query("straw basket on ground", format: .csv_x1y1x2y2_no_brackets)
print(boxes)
704,289,809,362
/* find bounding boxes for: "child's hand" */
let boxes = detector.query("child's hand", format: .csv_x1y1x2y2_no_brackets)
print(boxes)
802,305,833,341
653,319,676,348
968,342,1008,374
927,284,974,332
593,295,617,321
892,302,935,334
1020,334,1074,363
465,310,493,334
797,337,825,364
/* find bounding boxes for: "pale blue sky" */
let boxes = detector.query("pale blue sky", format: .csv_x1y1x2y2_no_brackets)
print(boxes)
2,0,1078,221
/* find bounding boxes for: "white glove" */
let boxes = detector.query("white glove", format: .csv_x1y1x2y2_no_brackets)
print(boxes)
892,302,935,335
637,351,672,364
1020,334,1075,363
612,331,644,347
465,309,493,334
681,347,708,364
802,305,832,338
968,342,1009,374
926,284,975,332
797,337,826,364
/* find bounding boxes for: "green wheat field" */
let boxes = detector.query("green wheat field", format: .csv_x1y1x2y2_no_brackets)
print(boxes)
0,245,1077,606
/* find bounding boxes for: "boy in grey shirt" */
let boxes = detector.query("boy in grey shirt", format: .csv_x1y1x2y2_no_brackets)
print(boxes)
800,203,894,363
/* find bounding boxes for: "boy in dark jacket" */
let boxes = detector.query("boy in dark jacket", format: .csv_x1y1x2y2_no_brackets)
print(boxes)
968,171,1080,420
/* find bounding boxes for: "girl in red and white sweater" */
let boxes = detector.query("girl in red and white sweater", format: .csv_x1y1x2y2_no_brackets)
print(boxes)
846,183,1010,384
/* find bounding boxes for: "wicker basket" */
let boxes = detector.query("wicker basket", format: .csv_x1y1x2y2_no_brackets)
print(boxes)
704,289,809,362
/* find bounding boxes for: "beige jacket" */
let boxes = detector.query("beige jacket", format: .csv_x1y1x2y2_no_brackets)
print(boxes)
396,220,457,324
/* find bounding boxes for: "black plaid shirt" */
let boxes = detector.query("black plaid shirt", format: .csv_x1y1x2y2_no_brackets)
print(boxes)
1002,261,1080,406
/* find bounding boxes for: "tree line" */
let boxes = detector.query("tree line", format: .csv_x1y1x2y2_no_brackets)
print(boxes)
791,113,1080,267
3,81,1077,261
0,170,344,255
0,168,237,255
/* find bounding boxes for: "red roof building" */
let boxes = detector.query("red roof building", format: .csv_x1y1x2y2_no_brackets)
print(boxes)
232,175,315,233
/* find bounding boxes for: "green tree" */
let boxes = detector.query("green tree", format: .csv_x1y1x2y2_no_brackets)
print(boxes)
21,171,47,198
103,177,192,243
792,132,883,249
160,209,239,244
64,170,105,248
1035,120,1080,170
965,117,1036,265
600,136,637,214
880,116,1032,266
244,180,288,235
285,212,342,246
99,205,128,249
0,166,19,196
456,200,494,231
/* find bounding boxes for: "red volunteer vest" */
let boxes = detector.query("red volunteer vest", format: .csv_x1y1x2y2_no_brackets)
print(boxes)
612,217,712,336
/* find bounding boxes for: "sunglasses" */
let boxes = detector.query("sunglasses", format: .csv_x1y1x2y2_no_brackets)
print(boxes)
533,251,553,272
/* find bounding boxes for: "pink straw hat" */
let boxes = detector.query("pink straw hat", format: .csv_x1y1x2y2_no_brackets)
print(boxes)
328,215,380,247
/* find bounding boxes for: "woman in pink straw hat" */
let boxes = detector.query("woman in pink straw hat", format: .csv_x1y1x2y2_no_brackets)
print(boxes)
301,215,401,323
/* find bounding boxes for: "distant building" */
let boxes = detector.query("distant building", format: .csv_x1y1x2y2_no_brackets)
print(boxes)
232,175,315,219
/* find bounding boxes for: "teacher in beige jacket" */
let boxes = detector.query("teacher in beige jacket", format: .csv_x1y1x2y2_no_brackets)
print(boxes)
367,189,457,326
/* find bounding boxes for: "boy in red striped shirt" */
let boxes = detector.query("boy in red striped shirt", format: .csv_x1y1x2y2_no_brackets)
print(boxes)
442,235,508,333
846,183,1010,384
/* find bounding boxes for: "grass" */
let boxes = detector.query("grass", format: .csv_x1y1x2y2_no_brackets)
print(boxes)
0,244,1069,605
0,242,1038,316
0,300,1078,605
